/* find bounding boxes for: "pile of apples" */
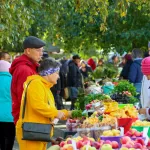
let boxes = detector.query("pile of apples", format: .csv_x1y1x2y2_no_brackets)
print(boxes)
120,136,150,149
125,129,143,137
59,136,120,150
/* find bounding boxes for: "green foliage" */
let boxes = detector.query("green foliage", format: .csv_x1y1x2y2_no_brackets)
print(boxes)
72,110,82,118
0,0,34,51
91,63,118,79
1,0,150,53
75,93,111,110
128,96,138,104
112,80,137,96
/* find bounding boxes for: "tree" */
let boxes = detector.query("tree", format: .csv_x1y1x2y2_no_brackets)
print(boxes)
0,0,35,51
1,0,150,54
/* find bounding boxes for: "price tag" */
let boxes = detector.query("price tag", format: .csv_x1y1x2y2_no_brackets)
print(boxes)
86,141,91,150
143,127,149,145
72,140,77,150
120,127,124,136
52,118,59,124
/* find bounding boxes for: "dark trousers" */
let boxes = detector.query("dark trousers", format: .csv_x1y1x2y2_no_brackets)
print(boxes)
54,94,64,110
70,98,77,110
0,122,15,150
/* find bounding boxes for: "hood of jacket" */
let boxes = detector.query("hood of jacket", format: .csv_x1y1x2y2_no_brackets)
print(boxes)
25,75,54,89
9,54,39,75
134,58,142,66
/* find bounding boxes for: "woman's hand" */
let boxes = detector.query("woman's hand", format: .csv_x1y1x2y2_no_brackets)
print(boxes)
68,111,72,118
138,108,146,115
57,111,65,119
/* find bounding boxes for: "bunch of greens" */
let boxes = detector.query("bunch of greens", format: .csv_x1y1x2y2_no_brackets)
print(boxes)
84,93,111,105
128,96,138,104
75,92,111,110
111,80,138,104
72,110,82,119
112,80,137,96
91,64,118,79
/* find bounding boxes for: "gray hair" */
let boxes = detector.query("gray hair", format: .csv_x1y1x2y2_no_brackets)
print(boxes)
38,57,61,73
132,48,143,59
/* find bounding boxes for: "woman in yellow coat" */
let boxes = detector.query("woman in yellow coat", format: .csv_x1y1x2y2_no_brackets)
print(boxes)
16,58,71,150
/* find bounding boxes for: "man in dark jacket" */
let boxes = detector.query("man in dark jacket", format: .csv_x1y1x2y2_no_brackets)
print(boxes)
9,36,45,124
128,48,143,99
67,54,82,110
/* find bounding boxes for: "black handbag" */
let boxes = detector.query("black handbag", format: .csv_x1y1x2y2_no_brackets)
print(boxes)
22,80,53,142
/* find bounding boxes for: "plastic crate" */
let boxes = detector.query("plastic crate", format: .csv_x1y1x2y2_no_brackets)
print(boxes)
117,118,138,134
100,136,122,148
131,126,150,138
118,104,133,109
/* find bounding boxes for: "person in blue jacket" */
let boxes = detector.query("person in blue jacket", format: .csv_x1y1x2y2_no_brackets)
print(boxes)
0,60,15,150
128,48,143,100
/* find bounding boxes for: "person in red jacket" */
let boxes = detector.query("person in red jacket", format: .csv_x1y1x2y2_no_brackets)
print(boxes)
87,58,96,71
9,36,45,125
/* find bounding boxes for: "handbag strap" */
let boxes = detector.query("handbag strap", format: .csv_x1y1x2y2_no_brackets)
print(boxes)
22,80,33,119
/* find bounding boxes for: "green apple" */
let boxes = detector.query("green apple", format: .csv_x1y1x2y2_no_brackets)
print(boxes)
120,148,128,150
101,144,112,150
89,147,96,150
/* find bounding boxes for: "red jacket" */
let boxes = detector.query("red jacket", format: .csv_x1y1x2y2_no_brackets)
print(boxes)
9,54,39,124
87,58,96,71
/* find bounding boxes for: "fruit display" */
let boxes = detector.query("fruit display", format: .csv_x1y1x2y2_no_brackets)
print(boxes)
132,120,150,126
125,129,143,138
102,129,121,136
120,136,148,149
66,119,80,131
109,105,138,119
78,117,100,128
103,101,119,113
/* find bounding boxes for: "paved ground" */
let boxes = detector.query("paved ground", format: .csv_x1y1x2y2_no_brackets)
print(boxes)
13,101,71,150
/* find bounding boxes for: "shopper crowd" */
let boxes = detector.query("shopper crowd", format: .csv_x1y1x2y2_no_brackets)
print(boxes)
0,36,150,150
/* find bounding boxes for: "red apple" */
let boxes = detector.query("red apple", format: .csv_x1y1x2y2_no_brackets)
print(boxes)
121,136,131,144
60,141,65,147
104,140,112,145
133,143,142,149
126,141,134,147
76,141,84,149
134,131,141,137
93,142,101,149
67,140,72,144
125,131,132,137
123,143,133,148
111,141,119,149
82,136,89,141
135,138,145,146
98,140,104,147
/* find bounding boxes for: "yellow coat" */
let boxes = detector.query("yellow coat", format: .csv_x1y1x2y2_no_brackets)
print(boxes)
16,75,68,150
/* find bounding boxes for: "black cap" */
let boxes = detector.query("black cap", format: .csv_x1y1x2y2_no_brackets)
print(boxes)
23,36,46,49
72,54,81,59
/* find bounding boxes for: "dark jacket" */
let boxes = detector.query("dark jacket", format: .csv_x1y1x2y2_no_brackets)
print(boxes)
80,65,92,78
120,60,133,80
67,60,82,87
128,58,143,83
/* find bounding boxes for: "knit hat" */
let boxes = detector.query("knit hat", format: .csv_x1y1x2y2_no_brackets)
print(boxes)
141,56,150,75
0,60,11,72
124,54,132,60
